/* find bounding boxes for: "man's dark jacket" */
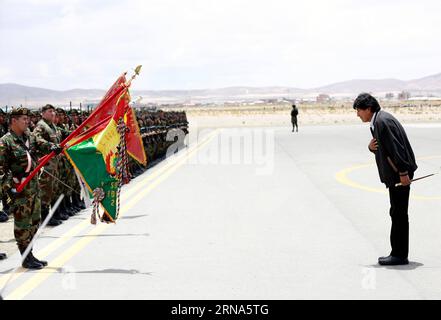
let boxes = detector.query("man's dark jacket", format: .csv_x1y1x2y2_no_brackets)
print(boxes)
370,110,417,187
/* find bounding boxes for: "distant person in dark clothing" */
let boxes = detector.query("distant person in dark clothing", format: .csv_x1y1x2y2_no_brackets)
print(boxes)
291,104,298,132
354,93,417,266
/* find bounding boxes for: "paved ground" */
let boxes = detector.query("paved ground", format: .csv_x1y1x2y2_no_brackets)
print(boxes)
1,123,441,299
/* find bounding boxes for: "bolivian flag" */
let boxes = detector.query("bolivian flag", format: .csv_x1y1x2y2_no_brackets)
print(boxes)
17,69,145,220
65,90,144,223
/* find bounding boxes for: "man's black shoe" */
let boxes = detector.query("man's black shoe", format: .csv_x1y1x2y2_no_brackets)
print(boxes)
378,255,409,266
22,256,44,270
29,251,48,267
0,211,8,223
0,253,7,260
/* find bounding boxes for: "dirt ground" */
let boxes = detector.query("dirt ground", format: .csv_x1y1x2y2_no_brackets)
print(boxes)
186,104,441,128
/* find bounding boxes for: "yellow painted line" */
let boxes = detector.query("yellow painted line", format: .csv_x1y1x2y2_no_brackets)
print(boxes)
121,140,201,199
0,130,216,289
120,130,218,202
0,219,90,288
335,155,441,200
335,163,388,195
5,130,219,300
6,224,106,301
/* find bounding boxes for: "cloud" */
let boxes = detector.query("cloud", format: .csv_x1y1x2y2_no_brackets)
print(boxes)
1,0,441,90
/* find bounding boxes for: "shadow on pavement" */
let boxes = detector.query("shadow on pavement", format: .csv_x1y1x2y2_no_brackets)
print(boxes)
56,268,152,276
39,233,150,239
365,261,424,270
0,239,15,244
120,214,149,220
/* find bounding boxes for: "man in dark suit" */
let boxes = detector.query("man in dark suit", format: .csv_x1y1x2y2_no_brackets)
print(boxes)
354,93,417,266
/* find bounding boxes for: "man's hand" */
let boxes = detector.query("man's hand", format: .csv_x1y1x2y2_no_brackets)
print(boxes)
368,138,378,152
6,188,18,204
50,144,63,155
399,174,411,186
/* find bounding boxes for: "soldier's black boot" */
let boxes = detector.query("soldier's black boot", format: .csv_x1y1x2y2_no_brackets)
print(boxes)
68,197,77,215
80,198,86,209
63,197,76,217
42,206,62,226
71,194,79,211
54,209,69,221
70,196,81,213
71,193,81,210
1,197,9,214
52,201,69,221
75,194,86,210
29,251,48,267
20,249,44,270
0,210,8,223
69,195,81,213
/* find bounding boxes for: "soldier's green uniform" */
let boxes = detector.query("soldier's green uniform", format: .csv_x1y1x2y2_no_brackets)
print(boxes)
55,108,79,215
32,105,64,223
0,108,46,269
0,123,7,138
0,109,9,223
64,110,85,211
54,122,67,199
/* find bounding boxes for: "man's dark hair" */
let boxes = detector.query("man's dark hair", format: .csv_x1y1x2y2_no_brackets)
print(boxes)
353,93,381,112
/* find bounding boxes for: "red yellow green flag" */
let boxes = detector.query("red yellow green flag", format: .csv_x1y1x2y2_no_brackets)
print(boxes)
64,76,145,223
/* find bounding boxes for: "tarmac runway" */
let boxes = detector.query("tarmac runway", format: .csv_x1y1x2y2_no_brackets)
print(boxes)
1,123,441,299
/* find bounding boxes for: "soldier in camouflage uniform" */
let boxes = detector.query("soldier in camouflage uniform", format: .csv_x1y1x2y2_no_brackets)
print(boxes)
33,104,66,226
0,109,7,137
55,108,80,215
0,109,9,223
66,109,86,210
0,107,47,269
28,111,38,132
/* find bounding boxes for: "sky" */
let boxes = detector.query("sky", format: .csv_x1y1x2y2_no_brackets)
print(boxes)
1,0,440,91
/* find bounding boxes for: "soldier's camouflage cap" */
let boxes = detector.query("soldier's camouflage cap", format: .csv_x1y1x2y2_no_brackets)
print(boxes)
56,107,66,114
10,107,31,117
41,104,55,112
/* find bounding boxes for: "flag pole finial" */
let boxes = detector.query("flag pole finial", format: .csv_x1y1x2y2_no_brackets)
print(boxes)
134,65,142,75
126,65,142,87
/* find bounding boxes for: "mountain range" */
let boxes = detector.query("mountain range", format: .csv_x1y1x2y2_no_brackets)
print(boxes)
1,72,441,106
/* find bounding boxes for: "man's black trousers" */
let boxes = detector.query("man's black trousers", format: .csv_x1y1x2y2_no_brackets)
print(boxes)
388,185,410,259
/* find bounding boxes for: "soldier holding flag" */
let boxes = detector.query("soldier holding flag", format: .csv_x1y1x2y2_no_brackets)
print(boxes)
33,104,66,226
